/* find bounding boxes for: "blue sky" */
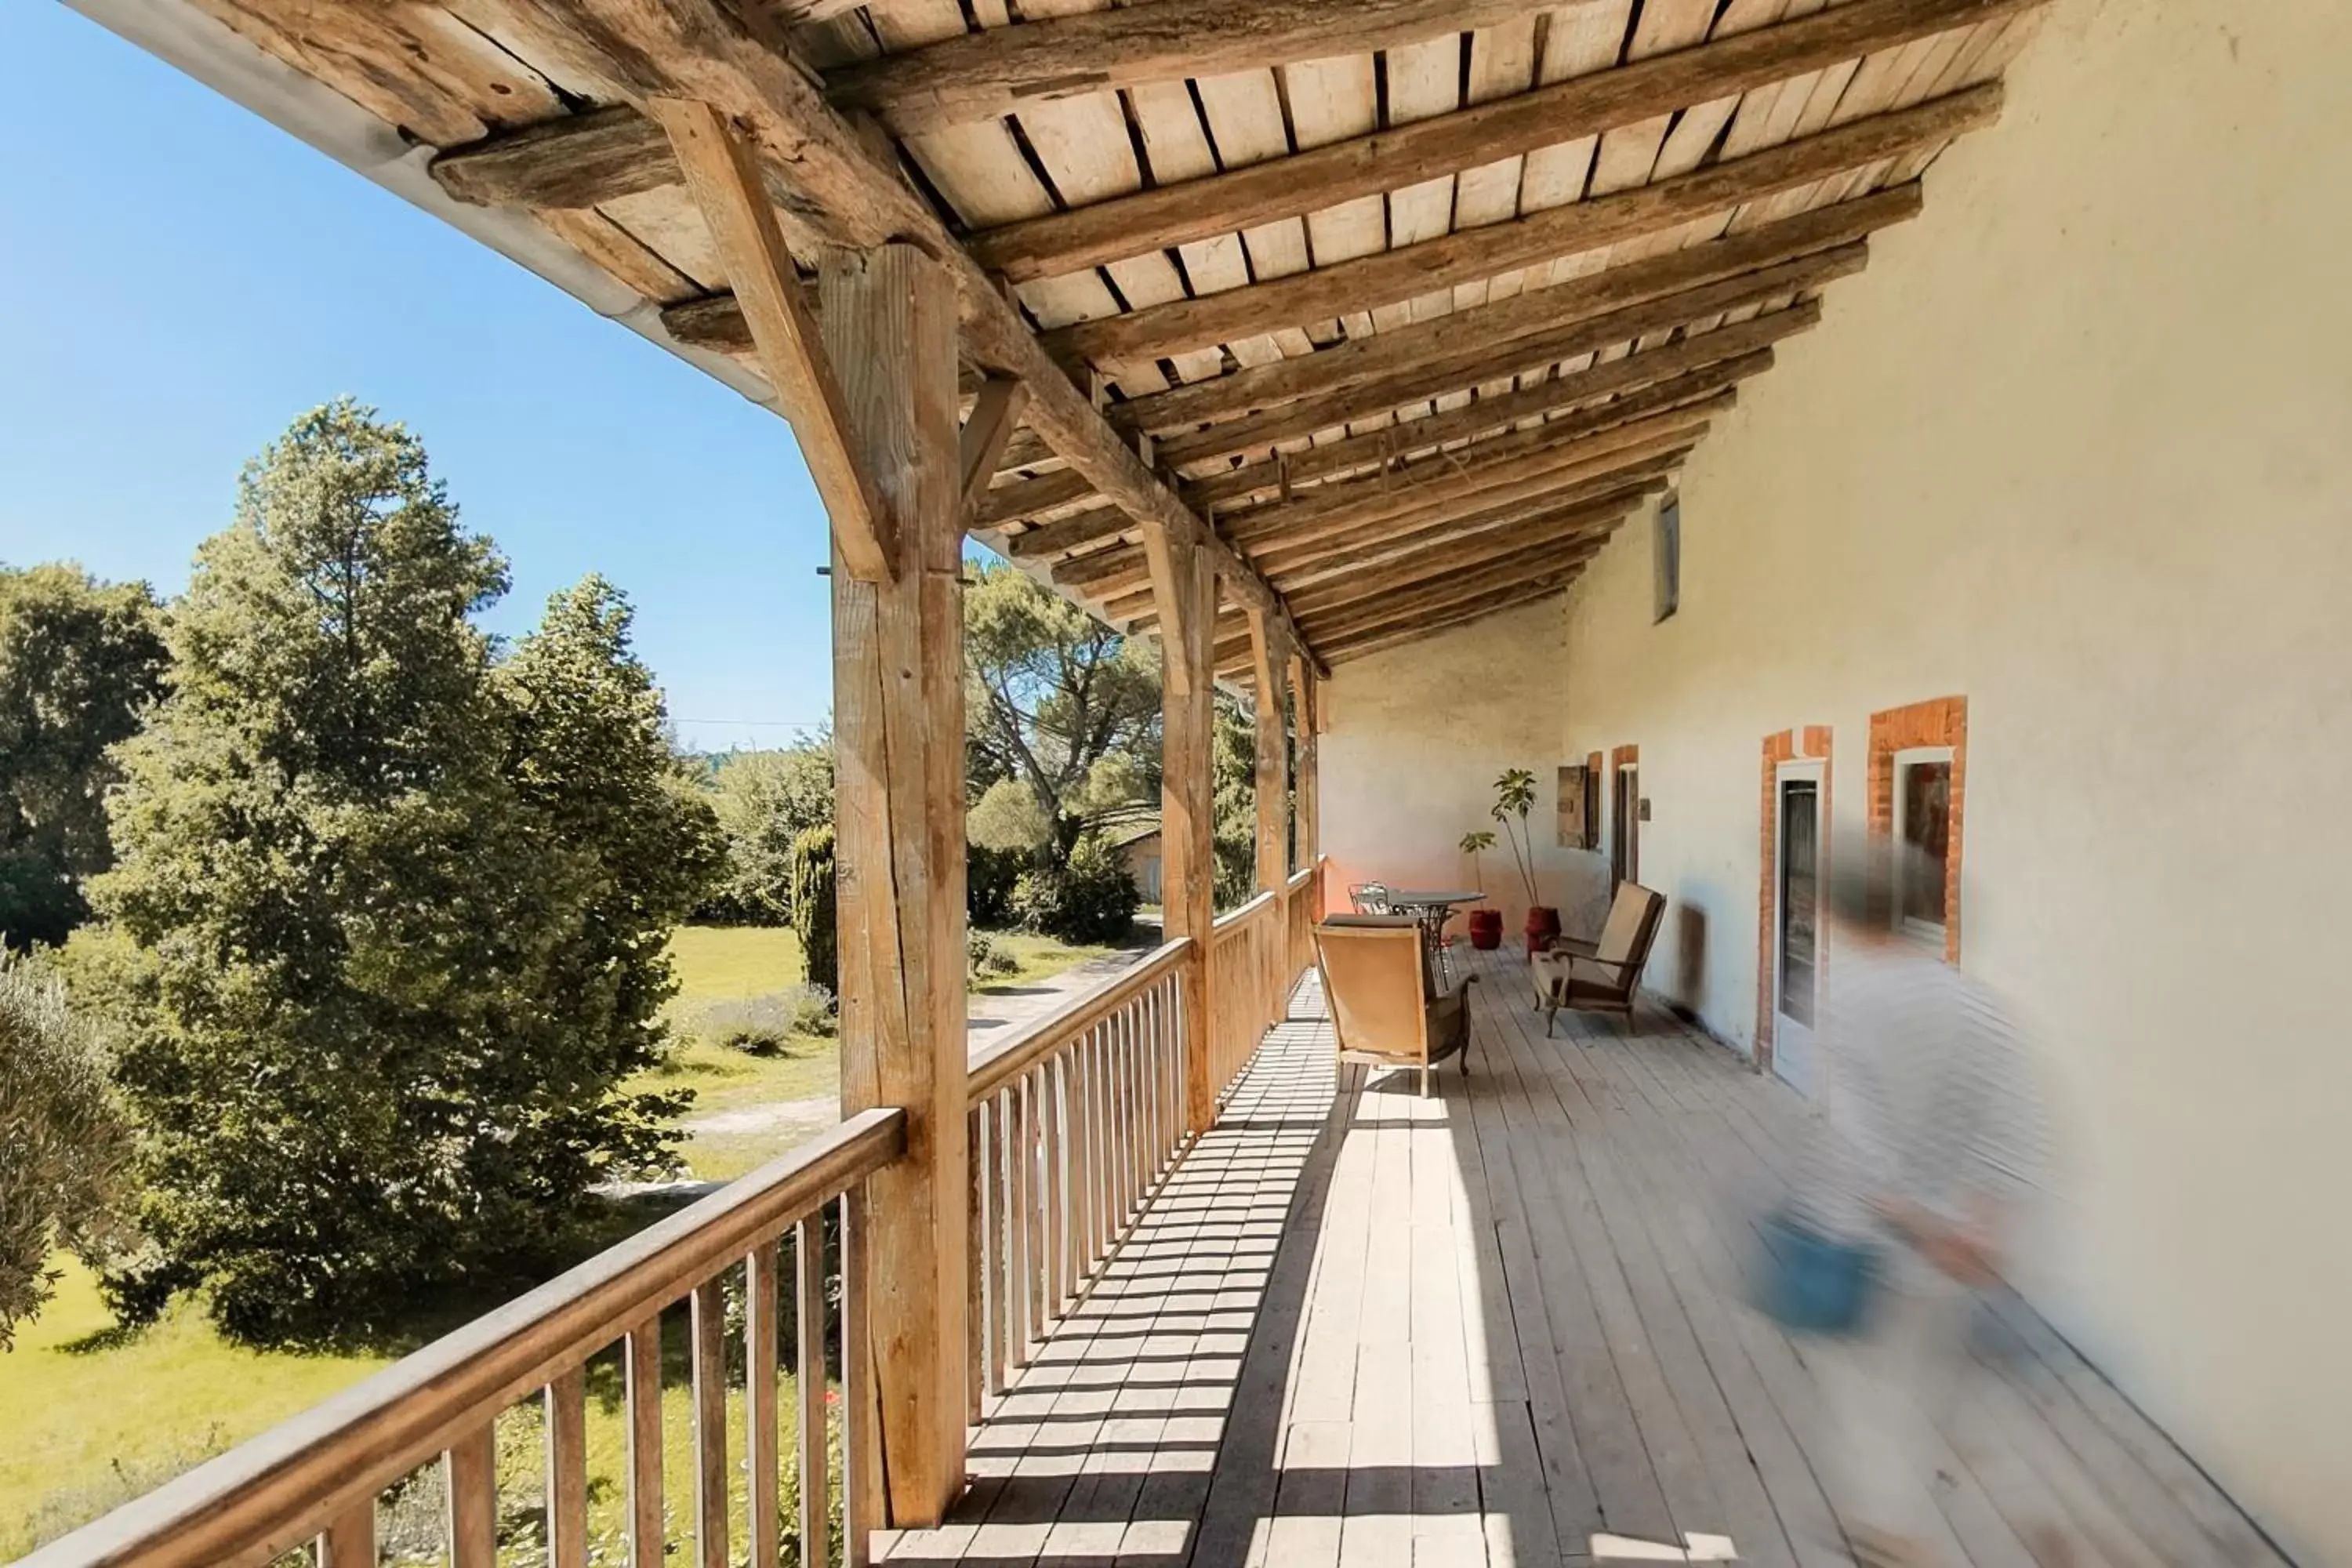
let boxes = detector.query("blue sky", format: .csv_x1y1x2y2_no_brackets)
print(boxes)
0,5,840,753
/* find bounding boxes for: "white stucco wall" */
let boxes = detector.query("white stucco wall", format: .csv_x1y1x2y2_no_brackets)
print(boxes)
1552,2,2352,1557
1319,597,1606,936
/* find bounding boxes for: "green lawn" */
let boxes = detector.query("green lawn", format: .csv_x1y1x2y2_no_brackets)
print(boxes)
1,922,1126,1552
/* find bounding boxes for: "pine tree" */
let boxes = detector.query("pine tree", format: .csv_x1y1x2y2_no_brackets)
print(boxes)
70,400,717,1341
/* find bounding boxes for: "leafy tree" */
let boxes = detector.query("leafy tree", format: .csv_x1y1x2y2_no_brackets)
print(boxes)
0,565,168,949
789,824,837,996
964,564,1160,862
695,739,834,924
67,399,717,1341
0,951,132,1346
1211,694,1261,910
1008,829,1139,944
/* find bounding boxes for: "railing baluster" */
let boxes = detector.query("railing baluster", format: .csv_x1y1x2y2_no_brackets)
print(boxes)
748,1241,783,1568
691,1273,730,1568
1043,1057,1067,1313
796,1216,832,1568
1067,1034,1092,1290
547,1365,589,1568
626,1314,664,1568
445,1421,497,1568
843,1189,880,1568
986,1091,1011,1395
1016,1072,1040,1359
316,1501,374,1567
966,1102,985,1425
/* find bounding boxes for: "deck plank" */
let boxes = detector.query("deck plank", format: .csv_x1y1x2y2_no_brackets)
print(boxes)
880,954,2285,1568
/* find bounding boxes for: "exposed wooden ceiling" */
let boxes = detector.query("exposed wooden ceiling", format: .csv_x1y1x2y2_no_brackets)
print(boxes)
143,0,2044,674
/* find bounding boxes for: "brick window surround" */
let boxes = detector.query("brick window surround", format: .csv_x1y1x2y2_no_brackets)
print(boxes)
1755,726,1831,1074
1867,695,1969,963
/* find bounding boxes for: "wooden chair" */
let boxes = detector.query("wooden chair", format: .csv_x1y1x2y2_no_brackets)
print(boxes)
1314,915,1477,1097
1529,882,1664,1035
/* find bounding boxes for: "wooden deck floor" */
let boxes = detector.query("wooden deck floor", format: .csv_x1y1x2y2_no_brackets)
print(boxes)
880,947,2290,1567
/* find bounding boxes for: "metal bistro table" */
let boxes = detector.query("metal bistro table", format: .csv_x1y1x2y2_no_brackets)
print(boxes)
1383,889,1483,985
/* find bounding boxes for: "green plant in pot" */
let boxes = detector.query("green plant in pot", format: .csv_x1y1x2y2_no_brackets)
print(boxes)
1491,768,1559,952
1458,830,1504,950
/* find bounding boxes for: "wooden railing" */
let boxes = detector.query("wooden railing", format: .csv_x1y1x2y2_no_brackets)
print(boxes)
964,938,1189,1413
19,1110,906,1568
1285,862,1322,988
1208,891,1282,1098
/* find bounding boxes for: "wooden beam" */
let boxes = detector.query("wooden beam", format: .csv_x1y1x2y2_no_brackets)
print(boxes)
1046,88,1996,366
505,0,1323,670
1301,543,1613,640
1322,573,1592,662
1281,502,1642,618
1221,405,1719,552
1156,536,1217,1134
971,0,2039,283
652,97,891,582
1244,608,1290,894
1147,271,1835,472
1254,472,1673,588
1004,506,1130,563
822,243,968,1530
975,467,1094,532
432,103,674,209
822,0,1563,136
957,376,1030,524
1188,365,1753,512
1117,190,1906,439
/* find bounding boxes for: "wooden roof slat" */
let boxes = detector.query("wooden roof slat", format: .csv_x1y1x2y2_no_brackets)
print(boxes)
967,0,2031,285
1276,498,1643,616
1042,83,1997,365
1302,553,1602,644
820,0,1566,136
1319,572,1587,661
1004,506,1131,563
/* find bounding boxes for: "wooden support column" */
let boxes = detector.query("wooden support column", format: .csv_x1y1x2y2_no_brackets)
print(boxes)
826,241,968,1530
1247,608,1291,894
1151,525,1218,1135
1290,653,1319,880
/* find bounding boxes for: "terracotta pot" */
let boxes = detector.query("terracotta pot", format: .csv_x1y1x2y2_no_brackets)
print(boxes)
1523,906,1563,953
1467,908,1504,950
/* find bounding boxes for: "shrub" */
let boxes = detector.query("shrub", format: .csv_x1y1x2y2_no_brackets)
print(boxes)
967,842,1025,929
0,951,132,1347
694,985,836,1054
967,931,1018,981
790,825,839,997
1008,831,1139,945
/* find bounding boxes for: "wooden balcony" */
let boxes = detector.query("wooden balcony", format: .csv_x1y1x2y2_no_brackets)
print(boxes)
884,946,2291,1568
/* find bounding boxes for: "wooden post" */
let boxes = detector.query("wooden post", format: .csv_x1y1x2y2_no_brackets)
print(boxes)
1152,531,1218,1135
1290,654,1319,878
1247,608,1290,894
826,241,969,1530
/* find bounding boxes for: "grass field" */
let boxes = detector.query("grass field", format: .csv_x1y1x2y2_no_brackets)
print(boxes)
1,922,1123,1554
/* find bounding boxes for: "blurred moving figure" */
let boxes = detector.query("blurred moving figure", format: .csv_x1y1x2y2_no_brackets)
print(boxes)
1797,836,2053,1566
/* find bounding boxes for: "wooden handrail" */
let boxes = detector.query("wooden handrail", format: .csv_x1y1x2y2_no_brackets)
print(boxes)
20,1108,906,1568
1212,888,1279,936
967,937,1191,1100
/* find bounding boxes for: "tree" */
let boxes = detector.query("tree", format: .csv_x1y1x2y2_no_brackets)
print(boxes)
0,564,167,949
789,824,837,996
964,564,1160,862
68,399,717,1341
0,951,131,1347
1211,694,1261,910
696,739,834,924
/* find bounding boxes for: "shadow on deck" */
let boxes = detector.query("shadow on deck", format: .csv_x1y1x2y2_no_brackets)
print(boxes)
880,948,2287,1568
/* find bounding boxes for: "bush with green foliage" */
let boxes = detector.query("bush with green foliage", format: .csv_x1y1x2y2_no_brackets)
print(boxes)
65,400,721,1342
0,952,132,1346
692,985,836,1054
967,930,1018,981
967,841,1025,929
1008,830,1139,945
789,824,839,1000
0,564,167,949
694,739,834,924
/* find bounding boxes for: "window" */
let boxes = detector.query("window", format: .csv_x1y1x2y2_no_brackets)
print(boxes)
1893,749,1954,941
1653,495,1681,623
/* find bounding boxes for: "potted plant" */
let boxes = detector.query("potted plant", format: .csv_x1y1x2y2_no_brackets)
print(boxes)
1458,830,1503,949
1492,768,1560,952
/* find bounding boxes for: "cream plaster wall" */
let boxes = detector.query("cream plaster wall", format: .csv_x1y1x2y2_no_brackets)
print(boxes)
1554,2,2352,1556
1319,597,1606,936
